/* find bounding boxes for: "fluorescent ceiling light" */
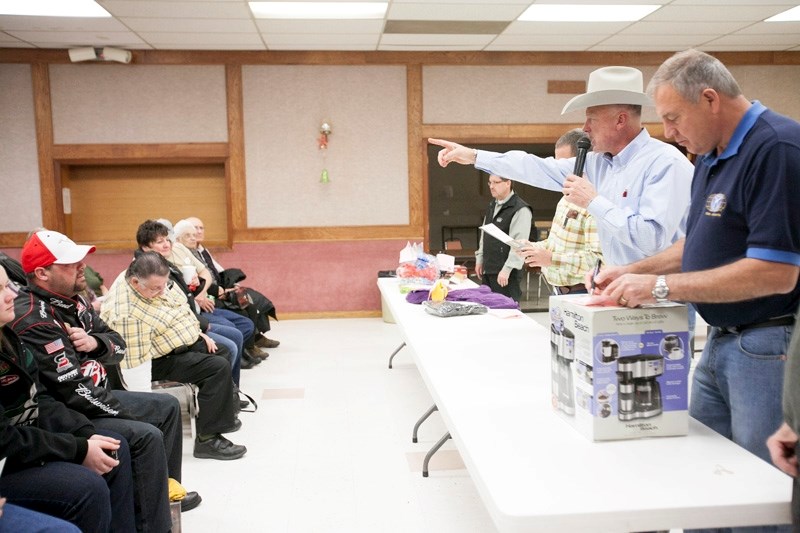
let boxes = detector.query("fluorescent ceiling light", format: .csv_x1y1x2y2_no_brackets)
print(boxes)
519,4,660,23
766,6,800,22
249,2,387,19
0,0,111,17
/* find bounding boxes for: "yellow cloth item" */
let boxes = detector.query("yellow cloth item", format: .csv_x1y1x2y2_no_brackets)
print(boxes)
168,478,187,501
428,279,448,302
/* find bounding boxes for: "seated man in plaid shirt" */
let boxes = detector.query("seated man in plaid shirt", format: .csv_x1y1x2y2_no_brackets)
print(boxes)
102,251,247,461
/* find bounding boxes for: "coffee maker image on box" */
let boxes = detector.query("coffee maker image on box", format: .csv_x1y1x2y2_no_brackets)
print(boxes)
616,354,664,421
600,339,619,363
550,323,576,415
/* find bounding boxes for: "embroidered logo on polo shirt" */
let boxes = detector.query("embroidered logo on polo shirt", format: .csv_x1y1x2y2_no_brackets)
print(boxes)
705,193,727,217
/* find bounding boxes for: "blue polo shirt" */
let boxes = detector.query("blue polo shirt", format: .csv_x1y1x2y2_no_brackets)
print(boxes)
683,101,800,327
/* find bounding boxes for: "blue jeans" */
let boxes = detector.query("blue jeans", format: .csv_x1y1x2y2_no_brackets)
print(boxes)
688,324,792,533
207,323,242,386
0,429,135,533
0,503,81,532
207,308,254,346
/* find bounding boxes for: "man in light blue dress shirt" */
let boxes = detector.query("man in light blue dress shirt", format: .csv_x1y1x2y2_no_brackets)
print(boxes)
430,66,695,268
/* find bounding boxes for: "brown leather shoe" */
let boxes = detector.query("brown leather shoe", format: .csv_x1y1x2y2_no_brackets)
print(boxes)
246,347,268,360
255,336,280,349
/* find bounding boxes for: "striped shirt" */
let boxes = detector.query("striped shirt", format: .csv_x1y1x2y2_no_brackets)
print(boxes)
100,272,201,369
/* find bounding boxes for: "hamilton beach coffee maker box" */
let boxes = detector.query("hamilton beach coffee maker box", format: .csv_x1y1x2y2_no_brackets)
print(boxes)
549,295,690,441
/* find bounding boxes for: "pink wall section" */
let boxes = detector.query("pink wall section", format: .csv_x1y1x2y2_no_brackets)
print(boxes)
2,240,406,315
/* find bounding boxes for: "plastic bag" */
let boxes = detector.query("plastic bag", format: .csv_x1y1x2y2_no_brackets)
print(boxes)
422,300,489,318
396,242,438,285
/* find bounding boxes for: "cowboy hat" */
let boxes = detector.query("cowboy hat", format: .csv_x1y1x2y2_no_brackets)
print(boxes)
561,66,653,115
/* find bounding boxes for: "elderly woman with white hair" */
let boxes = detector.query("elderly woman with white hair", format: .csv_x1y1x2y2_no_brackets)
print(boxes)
181,216,280,353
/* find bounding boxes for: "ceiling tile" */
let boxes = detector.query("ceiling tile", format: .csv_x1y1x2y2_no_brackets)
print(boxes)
148,42,266,50
136,31,263,45
384,20,509,34
644,4,790,22
270,43,377,50
264,33,379,46
0,15,130,32
387,3,527,21
704,32,800,46
599,33,719,48
380,33,495,46
618,21,752,35
121,17,258,33
99,1,252,19
736,21,800,34
255,19,384,34
379,43,489,51
670,0,798,4
490,33,606,47
697,43,797,51
501,20,631,35
4,30,147,46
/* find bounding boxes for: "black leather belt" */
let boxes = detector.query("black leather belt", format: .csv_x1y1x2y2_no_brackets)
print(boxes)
719,315,795,335
555,283,587,295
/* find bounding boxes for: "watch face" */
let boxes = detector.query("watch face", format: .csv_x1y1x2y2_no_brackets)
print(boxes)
654,287,669,299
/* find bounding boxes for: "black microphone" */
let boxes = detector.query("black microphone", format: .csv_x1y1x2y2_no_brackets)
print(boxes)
572,138,591,176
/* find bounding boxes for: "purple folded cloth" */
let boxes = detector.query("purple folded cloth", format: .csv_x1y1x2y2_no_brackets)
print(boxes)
405,284,519,309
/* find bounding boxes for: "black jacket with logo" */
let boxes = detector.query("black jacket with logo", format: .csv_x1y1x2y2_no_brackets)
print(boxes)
0,327,94,475
10,285,135,420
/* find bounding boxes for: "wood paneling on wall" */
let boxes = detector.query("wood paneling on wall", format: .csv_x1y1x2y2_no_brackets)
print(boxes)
66,163,227,249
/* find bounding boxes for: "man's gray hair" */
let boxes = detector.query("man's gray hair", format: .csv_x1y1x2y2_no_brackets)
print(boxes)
647,49,742,104
126,251,171,281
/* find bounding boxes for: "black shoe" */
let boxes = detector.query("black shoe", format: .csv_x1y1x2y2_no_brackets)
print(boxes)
243,349,263,364
240,354,256,369
180,491,202,512
221,418,242,433
255,336,280,349
193,435,247,460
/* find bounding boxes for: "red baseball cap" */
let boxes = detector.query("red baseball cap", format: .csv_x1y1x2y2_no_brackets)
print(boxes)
21,231,96,273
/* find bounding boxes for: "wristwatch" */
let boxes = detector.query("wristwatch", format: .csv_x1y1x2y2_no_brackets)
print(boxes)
652,275,670,303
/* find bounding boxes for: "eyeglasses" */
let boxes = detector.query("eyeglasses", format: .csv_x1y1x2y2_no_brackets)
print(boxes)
488,180,506,186
135,279,173,296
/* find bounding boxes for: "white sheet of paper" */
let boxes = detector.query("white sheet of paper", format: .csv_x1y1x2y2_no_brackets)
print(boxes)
479,223,523,248
436,253,455,273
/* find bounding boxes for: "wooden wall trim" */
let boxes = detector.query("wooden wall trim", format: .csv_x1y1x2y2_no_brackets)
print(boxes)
2,49,799,66
407,64,425,245
31,63,61,232
235,225,424,242
0,233,29,247
422,123,666,143
225,64,247,235
51,143,229,164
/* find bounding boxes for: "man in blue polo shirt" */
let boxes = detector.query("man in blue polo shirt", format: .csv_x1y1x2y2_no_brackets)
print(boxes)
595,49,800,483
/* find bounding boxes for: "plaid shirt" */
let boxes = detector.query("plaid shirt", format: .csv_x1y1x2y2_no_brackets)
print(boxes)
100,272,201,369
532,197,603,287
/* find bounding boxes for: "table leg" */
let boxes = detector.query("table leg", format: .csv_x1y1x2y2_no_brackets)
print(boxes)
412,404,438,443
422,431,452,478
388,342,406,369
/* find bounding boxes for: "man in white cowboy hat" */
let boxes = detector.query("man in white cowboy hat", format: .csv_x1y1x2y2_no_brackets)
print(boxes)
429,65,695,268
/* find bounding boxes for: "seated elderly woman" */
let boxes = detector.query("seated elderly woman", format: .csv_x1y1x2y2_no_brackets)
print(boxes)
177,217,280,352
